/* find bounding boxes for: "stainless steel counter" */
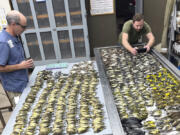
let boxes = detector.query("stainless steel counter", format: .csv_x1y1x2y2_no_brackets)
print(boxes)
94,46,180,135
2,63,113,135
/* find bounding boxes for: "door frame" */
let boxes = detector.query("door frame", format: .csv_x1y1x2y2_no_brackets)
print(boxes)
135,0,143,14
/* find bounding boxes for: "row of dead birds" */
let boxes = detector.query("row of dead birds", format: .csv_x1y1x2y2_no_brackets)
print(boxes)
11,70,49,135
100,47,180,135
11,61,105,135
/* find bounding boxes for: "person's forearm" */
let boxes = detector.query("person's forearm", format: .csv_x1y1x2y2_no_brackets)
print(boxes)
122,39,133,52
0,64,21,72
0,59,34,72
146,33,155,48
146,38,154,48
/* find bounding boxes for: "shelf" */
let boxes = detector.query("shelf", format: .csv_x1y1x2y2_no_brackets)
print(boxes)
58,38,84,44
168,0,180,67
42,40,54,45
55,12,66,17
17,0,29,3
12,0,90,65
70,11,81,16
170,52,180,61
26,16,33,20
37,14,48,19
27,41,38,46
54,11,81,17
59,39,70,44
175,29,180,34
73,37,84,42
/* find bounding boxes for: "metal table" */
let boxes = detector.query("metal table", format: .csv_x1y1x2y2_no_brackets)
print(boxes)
2,62,113,135
94,46,180,135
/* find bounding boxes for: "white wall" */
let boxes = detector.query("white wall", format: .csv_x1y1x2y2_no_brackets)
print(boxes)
0,0,11,14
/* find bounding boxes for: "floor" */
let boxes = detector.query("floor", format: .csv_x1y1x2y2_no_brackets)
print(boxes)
0,83,12,134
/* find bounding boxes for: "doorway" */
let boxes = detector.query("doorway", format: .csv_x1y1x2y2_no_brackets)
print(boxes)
116,0,136,35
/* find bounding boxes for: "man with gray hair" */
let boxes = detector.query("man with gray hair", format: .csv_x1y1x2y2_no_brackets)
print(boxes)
0,10,34,107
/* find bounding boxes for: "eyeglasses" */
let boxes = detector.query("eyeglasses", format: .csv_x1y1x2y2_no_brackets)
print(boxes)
16,23,27,29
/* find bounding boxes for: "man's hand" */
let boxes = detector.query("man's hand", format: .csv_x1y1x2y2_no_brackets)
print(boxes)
19,59,34,69
130,47,137,55
144,45,151,52
0,59,34,72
